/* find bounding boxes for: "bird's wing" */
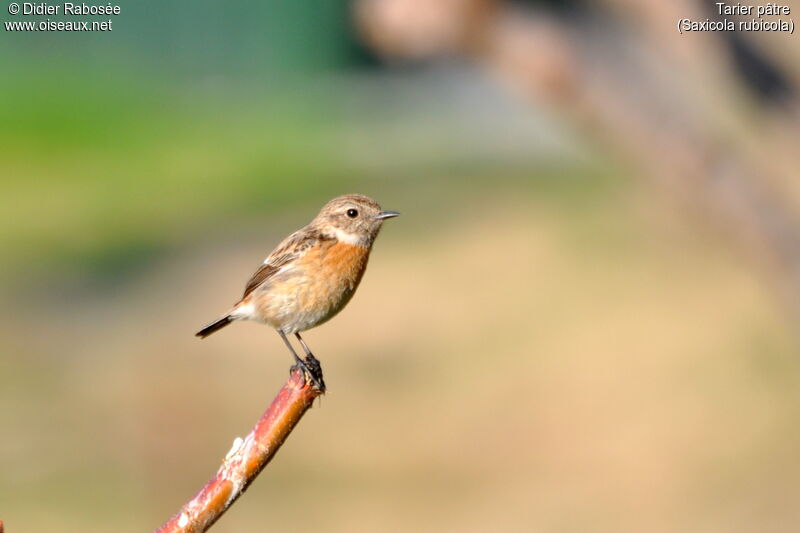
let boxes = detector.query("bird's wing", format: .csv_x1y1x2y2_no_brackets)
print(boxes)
242,226,329,298
242,262,284,298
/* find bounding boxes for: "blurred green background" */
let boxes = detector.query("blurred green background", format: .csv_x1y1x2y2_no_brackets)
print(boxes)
2,1,799,532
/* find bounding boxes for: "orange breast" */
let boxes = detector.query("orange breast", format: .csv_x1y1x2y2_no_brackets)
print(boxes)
253,240,371,333
300,240,370,310
313,240,370,288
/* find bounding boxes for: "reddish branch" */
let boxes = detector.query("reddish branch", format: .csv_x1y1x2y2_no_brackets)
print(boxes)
155,369,324,533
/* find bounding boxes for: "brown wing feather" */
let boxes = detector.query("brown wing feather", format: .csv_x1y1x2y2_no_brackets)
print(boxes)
242,263,281,298
242,226,332,298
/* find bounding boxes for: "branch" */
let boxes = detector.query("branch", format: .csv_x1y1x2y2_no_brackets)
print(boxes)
155,367,324,533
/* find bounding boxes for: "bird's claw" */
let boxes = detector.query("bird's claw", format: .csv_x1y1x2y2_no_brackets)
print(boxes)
291,356,326,392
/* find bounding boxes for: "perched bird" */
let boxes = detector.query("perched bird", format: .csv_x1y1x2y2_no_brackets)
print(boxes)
196,194,399,390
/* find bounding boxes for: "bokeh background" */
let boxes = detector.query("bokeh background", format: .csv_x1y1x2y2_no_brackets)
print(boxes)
2,1,800,531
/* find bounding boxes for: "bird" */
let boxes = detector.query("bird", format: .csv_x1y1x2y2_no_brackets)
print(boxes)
195,194,399,390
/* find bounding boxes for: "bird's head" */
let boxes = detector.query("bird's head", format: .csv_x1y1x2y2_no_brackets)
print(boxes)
314,194,399,246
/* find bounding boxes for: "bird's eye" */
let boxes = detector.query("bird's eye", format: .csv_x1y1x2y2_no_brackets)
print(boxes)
346,209,358,218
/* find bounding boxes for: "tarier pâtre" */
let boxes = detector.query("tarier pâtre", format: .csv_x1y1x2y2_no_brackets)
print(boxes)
716,2,791,16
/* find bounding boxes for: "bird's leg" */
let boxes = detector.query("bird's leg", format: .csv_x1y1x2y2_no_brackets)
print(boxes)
295,332,321,367
278,330,325,392
278,329,304,366
294,332,325,391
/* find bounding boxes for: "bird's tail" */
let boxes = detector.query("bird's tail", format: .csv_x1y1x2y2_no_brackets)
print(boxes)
195,315,233,338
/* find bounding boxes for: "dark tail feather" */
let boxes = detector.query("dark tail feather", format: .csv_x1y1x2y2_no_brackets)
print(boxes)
195,315,232,338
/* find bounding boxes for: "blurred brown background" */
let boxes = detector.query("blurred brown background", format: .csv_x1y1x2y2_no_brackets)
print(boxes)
1,1,799,532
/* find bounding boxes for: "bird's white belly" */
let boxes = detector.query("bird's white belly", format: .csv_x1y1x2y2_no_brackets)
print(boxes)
258,276,356,333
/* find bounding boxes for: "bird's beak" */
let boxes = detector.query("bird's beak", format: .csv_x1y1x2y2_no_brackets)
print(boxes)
374,210,400,220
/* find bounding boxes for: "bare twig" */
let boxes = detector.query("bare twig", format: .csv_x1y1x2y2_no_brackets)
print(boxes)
155,368,324,533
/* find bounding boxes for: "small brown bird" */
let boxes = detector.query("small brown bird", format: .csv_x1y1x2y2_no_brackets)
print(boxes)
196,194,399,390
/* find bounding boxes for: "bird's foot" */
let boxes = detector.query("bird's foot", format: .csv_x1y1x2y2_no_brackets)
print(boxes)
291,355,326,392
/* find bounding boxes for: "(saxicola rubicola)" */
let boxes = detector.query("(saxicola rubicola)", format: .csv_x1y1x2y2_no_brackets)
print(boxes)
196,194,399,390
